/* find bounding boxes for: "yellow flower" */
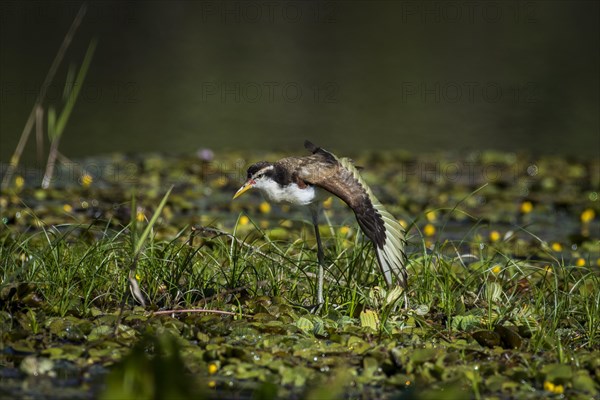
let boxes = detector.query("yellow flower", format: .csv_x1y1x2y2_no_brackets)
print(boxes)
322,197,333,209
62,204,73,213
425,210,438,222
81,173,93,188
136,208,145,222
208,363,218,375
520,201,533,214
543,381,564,394
135,273,142,281
492,265,501,274
239,215,250,226
576,258,585,267
551,242,563,252
259,201,271,214
15,175,25,190
580,208,595,224
339,226,351,235
398,219,407,229
208,380,216,388
554,385,564,394
596,258,600,267
423,224,436,237
215,176,228,188
489,231,501,242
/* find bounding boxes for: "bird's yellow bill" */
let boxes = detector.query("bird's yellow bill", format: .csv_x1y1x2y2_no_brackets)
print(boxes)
233,181,254,199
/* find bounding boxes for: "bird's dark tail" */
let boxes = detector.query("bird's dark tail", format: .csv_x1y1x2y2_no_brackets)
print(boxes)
304,140,318,153
304,140,337,164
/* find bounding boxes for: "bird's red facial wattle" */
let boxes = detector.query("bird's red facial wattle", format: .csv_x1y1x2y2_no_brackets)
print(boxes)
232,179,256,199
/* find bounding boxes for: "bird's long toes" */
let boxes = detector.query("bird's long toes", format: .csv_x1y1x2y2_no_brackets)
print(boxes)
308,302,324,314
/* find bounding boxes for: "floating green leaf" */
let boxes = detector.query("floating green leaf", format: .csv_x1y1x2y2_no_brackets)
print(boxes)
359,309,379,331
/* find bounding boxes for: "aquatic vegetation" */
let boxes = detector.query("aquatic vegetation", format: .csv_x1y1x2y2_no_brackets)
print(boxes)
0,150,598,398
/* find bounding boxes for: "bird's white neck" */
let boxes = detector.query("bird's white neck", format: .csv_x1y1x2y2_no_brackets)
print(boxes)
254,179,317,206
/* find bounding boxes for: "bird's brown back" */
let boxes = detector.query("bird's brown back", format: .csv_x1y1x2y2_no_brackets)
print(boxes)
279,150,387,249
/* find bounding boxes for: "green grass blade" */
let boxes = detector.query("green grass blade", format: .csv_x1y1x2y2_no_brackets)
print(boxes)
48,106,57,141
54,38,97,138
134,185,173,256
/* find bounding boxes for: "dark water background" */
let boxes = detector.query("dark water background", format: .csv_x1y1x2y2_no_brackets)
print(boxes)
1,1,599,163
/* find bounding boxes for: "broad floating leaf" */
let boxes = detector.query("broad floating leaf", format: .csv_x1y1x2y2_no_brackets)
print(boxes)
541,363,572,381
494,325,522,349
360,309,379,331
472,330,502,348
414,304,429,316
295,317,314,334
410,348,439,364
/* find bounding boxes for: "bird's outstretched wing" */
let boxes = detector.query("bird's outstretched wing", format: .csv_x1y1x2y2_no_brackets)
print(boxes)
299,141,407,287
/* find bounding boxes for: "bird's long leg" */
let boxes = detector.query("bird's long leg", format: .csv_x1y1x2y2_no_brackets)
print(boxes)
310,206,325,306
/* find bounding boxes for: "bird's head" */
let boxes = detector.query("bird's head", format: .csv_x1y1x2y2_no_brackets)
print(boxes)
233,161,276,199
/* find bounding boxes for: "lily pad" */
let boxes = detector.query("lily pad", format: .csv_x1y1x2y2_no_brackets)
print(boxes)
494,325,522,349
472,331,502,348
541,363,572,381
359,309,379,331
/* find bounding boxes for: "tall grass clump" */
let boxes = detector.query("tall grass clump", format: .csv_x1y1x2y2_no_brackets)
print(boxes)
1,225,129,316
1,194,597,358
